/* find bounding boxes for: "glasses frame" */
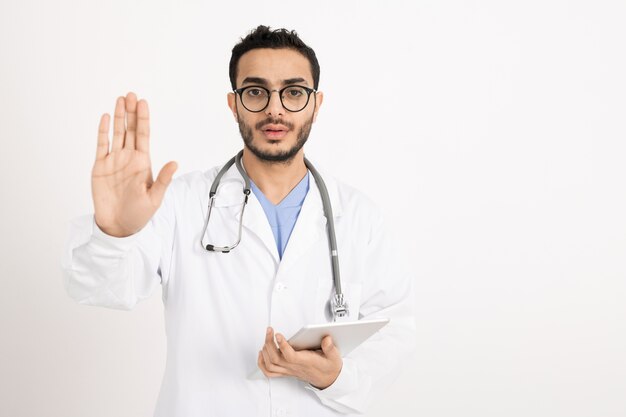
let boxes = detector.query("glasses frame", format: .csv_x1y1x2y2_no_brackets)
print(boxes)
233,85,317,113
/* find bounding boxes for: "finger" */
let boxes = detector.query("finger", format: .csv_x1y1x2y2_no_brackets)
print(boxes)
263,328,284,365
148,161,178,206
136,99,150,153
321,335,341,360
258,351,284,378
263,327,276,350
261,349,290,375
96,113,110,161
124,92,138,150
275,333,297,363
111,96,126,151
263,342,284,368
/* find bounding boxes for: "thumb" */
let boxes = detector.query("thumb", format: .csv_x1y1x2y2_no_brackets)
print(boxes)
149,161,178,204
321,336,340,358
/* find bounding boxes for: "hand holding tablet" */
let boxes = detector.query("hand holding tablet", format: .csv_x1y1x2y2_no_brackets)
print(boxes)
250,318,390,380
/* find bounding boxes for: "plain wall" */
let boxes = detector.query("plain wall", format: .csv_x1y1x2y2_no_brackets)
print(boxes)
1,0,625,416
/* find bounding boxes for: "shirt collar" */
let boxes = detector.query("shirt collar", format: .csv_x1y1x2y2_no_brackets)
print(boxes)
249,171,310,208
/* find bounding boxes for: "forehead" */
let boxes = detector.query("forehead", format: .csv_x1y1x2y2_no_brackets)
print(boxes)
236,48,313,87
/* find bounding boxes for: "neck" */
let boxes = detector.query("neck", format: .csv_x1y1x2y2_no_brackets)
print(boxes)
241,148,308,205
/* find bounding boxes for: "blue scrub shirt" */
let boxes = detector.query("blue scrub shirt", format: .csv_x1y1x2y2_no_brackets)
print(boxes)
249,172,310,259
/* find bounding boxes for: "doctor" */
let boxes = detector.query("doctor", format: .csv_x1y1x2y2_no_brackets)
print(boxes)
63,25,416,416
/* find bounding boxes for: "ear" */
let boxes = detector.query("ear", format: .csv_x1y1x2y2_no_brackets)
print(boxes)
227,92,238,121
312,91,323,123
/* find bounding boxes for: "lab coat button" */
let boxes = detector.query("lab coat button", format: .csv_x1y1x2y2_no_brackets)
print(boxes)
275,407,287,417
275,283,286,291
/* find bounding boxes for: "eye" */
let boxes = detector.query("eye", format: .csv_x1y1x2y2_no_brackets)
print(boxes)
246,88,265,97
286,88,304,97
283,87,309,99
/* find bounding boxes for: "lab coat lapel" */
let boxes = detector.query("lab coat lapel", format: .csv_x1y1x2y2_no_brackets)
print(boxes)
278,168,342,274
242,191,281,262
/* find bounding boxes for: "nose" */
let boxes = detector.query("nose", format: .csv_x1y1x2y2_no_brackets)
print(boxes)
265,90,284,117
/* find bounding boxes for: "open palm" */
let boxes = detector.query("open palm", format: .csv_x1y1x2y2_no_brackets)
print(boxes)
91,92,177,237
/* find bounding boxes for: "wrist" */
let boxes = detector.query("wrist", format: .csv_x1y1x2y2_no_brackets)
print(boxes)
94,216,137,238
310,364,342,390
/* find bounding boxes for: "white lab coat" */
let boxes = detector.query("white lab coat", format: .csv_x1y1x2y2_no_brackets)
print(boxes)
62,160,416,416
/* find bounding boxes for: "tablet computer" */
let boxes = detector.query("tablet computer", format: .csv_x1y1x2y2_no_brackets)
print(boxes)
288,318,390,355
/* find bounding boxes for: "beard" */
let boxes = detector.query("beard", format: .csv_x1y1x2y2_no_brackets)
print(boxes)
237,113,313,164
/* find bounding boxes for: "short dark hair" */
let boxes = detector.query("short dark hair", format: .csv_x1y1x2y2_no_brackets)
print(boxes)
229,25,320,90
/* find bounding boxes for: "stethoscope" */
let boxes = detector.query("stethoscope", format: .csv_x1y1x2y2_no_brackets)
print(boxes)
200,150,349,322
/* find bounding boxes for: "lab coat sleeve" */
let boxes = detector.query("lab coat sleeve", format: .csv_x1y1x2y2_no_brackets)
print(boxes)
61,181,177,310
305,213,417,414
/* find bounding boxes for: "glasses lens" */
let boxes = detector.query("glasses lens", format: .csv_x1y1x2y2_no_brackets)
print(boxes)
241,87,269,112
281,86,310,111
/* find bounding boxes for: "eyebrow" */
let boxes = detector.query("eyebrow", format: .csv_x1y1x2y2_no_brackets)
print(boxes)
283,77,308,86
241,77,309,87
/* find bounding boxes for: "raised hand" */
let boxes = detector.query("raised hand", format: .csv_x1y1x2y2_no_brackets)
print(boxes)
91,92,178,237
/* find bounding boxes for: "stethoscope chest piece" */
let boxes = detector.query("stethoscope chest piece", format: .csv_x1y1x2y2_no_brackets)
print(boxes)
326,293,349,322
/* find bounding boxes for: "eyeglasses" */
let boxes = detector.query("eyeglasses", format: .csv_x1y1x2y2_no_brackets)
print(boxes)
233,85,316,113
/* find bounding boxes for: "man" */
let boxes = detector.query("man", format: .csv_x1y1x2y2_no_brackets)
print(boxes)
63,25,416,416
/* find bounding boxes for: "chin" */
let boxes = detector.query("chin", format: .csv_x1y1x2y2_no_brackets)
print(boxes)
248,140,302,163
257,136,294,150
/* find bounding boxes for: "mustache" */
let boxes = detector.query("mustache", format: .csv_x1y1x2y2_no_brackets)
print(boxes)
254,118,294,130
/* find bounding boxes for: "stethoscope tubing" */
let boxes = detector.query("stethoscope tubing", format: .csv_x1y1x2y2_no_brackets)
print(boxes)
200,150,348,320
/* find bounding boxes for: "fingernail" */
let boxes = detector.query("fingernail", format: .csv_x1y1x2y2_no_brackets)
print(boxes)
267,327,271,335
276,334,283,343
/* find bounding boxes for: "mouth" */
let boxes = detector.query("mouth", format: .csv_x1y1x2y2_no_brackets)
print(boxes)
260,124,289,140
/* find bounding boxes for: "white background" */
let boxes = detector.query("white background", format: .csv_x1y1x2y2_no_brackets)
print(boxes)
1,0,625,416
